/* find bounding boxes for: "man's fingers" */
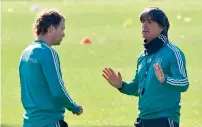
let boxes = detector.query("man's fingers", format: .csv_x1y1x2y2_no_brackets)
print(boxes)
103,69,110,77
157,64,162,71
108,68,116,75
102,73,109,81
159,71,163,76
154,64,158,70
154,64,162,72
154,64,165,83
118,72,122,79
105,68,113,75
156,64,163,71
154,65,161,78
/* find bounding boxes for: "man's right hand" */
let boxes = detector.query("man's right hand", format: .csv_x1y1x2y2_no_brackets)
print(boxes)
102,68,123,89
73,106,83,116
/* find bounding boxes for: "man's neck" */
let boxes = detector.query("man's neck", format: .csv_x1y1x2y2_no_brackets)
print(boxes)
37,35,52,46
143,34,167,55
144,34,160,43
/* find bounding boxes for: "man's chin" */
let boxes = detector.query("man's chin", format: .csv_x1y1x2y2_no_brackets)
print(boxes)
142,35,147,39
52,42,61,46
53,38,63,45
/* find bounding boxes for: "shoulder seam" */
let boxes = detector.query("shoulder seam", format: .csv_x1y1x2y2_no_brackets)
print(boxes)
166,42,186,77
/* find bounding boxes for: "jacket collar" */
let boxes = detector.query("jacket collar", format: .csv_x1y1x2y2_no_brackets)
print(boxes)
143,34,168,55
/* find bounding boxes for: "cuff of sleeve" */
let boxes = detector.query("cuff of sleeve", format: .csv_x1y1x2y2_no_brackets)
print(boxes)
118,81,125,91
71,105,80,113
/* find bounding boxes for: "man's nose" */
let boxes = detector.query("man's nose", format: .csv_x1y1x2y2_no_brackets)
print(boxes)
142,23,148,29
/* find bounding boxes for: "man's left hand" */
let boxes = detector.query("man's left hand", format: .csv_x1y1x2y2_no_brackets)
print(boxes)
154,63,165,83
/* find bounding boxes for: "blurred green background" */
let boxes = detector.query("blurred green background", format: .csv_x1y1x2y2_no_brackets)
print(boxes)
1,0,202,127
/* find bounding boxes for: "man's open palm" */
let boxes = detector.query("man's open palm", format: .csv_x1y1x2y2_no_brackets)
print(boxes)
102,68,122,88
154,64,165,83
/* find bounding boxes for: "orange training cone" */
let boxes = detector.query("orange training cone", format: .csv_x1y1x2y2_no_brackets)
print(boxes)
80,37,91,44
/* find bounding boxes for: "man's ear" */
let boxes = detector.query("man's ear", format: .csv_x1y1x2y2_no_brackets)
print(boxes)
160,25,164,31
161,27,168,36
48,25,54,33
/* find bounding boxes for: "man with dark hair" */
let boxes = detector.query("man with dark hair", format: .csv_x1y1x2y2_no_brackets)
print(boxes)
19,9,83,127
102,7,189,127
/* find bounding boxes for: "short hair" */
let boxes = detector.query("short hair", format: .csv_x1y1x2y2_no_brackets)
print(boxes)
140,7,170,36
33,9,65,36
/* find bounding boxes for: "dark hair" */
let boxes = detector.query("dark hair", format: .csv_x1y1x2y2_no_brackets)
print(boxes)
33,9,65,36
140,7,170,36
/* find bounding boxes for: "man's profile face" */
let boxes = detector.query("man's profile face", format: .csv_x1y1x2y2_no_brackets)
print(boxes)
141,18,163,42
51,19,65,45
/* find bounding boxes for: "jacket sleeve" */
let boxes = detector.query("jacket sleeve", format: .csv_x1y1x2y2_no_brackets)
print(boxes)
164,50,189,92
118,56,140,96
41,48,80,113
118,71,139,96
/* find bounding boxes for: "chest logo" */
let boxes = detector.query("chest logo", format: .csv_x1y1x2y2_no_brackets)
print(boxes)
155,58,163,65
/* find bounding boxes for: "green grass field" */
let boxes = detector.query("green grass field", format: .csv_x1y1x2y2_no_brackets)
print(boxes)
1,0,202,127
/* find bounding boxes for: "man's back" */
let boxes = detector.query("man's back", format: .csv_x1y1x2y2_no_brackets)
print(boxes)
19,8,83,127
19,41,65,127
